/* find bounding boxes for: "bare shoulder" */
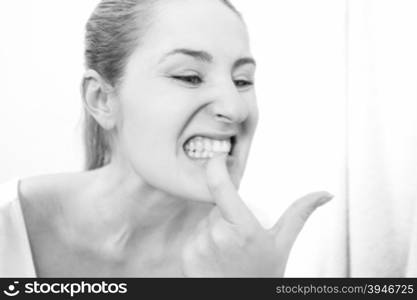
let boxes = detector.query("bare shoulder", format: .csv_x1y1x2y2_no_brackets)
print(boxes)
17,172,96,276
18,172,90,224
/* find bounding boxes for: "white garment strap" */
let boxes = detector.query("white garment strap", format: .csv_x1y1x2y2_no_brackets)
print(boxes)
0,178,36,277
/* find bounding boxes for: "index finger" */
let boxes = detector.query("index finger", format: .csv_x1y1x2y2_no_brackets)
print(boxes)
205,154,255,226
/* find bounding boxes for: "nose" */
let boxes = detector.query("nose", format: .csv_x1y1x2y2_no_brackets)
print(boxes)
207,81,250,124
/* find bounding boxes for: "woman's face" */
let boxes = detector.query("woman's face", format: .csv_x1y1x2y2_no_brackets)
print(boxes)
115,0,258,202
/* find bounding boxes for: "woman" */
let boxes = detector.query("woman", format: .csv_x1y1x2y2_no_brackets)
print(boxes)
0,0,332,277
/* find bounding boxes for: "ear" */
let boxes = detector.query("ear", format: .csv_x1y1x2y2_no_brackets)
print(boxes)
82,69,119,130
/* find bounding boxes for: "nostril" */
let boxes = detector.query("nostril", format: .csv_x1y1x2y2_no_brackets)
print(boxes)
215,114,233,124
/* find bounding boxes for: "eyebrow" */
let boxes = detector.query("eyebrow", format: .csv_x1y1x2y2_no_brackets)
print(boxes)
159,48,213,63
159,48,256,68
233,57,256,69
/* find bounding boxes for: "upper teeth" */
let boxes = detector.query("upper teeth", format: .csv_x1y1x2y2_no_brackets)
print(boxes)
184,136,232,159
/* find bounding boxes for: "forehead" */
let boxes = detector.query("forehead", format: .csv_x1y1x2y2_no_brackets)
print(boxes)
137,0,251,61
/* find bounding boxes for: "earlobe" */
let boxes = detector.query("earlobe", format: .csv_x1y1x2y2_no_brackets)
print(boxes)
82,69,118,130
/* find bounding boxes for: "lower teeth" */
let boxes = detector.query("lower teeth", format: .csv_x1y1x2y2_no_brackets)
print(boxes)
185,150,226,159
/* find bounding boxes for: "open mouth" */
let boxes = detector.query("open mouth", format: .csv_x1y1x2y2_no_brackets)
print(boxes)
183,135,236,159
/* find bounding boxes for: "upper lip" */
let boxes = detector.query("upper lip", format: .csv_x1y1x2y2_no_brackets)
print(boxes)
185,131,238,141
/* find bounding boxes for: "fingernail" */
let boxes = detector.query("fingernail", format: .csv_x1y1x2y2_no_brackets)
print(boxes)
319,193,334,204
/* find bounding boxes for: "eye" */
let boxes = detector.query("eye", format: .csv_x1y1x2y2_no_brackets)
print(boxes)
171,75,203,85
234,79,254,88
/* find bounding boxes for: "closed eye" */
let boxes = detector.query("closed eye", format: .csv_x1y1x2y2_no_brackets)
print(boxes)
171,75,203,85
234,79,254,88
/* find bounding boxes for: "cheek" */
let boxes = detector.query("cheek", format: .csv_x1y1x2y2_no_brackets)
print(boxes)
118,95,195,169
120,104,178,164
118,107,213,201
247,93,259,125
120,120,213,202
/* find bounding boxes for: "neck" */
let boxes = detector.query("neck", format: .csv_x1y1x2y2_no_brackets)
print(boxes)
67,160,211,259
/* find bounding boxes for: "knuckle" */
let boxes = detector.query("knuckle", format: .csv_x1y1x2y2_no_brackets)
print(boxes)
234,225,257,247
210,221,231,246
195,233,210,255
181,242,195,263
209,221,260,248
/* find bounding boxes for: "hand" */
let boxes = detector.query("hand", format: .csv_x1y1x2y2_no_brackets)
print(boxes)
180,155,333,277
